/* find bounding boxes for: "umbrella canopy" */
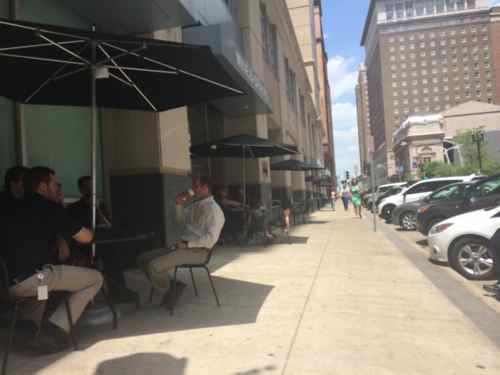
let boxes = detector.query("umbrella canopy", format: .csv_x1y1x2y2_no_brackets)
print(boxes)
303,161,325,171
0,18,243,111
190,134,298,159
270,159,309,171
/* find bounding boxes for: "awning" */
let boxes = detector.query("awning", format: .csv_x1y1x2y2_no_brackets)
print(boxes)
54,0,195,34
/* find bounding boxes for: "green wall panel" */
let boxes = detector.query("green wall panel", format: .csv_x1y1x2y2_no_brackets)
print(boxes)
24,105,103,198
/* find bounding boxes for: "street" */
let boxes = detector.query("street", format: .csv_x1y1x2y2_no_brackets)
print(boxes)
10,204,500,374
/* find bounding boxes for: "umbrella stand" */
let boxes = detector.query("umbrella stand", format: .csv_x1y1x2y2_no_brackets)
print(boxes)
242,145,247,239
91,39,97,260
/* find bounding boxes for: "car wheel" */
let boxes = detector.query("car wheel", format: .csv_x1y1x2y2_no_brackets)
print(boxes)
449,236,495,280
382,205,395,222
425,217,445,236
400,211,417,231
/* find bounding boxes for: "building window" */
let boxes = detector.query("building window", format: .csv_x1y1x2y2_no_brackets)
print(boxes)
269,24,279,75
406,1,414,17
284,58,297,111
416,1,425,15
386,4,395,20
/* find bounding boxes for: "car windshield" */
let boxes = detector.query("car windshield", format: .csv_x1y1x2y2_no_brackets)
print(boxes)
378,186,394,194
429,184,464,201
470,176,500,198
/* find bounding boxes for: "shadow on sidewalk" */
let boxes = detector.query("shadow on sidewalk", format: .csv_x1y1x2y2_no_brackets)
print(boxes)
94,352,188,375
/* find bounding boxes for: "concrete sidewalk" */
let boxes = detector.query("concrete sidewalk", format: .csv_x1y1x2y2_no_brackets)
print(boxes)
10,205,500,374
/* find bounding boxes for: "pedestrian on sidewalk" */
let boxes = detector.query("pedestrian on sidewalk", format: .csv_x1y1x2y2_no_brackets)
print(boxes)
340,183,350,211
330,190,336,211
350,179,362,218
482,228,500,295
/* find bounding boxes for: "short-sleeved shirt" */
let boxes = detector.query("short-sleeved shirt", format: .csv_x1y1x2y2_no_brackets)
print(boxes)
5,193,83,280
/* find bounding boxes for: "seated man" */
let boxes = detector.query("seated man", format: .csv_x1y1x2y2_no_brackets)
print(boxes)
67,176,111,228
138,176,225,308
67,176,137,304
6,167,103,351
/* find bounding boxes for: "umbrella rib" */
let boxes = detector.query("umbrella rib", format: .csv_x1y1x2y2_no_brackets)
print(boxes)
25,42,91,103
0,40,85,52
109,72,134,87
95,45,148,67
102,65,178,75
36,33,90,64
102,42,244,95
0,52,86,66
52,66,90,82
98,44,157,111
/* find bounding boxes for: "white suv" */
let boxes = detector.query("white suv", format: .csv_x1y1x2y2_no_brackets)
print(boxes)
378,176,477,221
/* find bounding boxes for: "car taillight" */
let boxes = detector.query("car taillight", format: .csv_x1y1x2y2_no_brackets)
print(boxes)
418,206,429,215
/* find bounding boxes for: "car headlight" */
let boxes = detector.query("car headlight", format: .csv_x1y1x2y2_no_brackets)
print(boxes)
429,223,453,235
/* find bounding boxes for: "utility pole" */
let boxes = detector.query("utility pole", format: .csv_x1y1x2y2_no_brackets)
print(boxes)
471,128,485,173
370,160,377,233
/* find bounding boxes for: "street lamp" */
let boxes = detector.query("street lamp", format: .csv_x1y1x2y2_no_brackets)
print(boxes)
471,128,485,173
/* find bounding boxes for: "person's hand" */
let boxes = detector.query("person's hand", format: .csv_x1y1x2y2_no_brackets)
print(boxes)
176,192,192,205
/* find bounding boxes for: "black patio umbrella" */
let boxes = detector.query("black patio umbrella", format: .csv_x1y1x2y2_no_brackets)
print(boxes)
190,134,298,236
0,18,243,256
270,159,309,171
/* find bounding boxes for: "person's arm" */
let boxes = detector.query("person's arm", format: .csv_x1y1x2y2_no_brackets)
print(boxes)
56,204,94,244
183,208,225,249
73,227,93,244
53,237,71,262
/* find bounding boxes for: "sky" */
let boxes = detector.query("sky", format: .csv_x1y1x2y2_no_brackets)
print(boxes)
321,0,500,180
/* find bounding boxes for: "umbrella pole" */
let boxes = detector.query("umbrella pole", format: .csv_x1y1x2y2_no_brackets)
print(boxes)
91,40,97,260
242,146,247,240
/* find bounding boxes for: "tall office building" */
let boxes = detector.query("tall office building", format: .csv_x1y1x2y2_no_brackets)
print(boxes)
314,0,337,184
361,0,497,179
355,63,373,176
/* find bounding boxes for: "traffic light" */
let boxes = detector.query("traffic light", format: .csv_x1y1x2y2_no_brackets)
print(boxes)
346,171,350,180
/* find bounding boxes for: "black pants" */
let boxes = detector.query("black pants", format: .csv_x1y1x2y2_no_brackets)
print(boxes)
341,197,349,211
490,229,500,279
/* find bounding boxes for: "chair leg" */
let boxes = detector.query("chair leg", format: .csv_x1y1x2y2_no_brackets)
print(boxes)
204,266,220,307
2,305,18,375
189,268,198,297
170,268,178,316
63,297,79,350
100,286,118,330
149,287,155,304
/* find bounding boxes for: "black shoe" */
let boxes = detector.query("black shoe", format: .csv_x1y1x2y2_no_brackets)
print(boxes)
161,281,186,310
43,322,72,346
483,282,500,294
109,288,140,305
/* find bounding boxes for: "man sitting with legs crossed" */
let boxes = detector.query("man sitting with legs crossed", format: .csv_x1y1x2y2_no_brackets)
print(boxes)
138,176,225,309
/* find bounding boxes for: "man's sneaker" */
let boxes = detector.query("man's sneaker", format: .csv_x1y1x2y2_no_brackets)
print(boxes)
483,282,500,294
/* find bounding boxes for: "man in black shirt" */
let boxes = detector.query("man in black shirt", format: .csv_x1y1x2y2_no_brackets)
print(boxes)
6,167,103,348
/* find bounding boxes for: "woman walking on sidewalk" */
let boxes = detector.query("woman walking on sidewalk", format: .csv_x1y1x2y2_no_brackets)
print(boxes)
350,179,362,218
340,183,350,211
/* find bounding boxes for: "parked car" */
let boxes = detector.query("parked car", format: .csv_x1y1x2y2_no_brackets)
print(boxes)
427,206,500,280
417,174,499,235
392,182,474,231
377,175,477,222
363,182,407,208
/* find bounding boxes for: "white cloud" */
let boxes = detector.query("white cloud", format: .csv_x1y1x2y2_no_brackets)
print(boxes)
327,55,358,100
332,102,357,130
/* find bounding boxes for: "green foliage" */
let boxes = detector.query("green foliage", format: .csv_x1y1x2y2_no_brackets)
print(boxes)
419,129,500,178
